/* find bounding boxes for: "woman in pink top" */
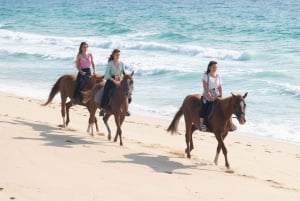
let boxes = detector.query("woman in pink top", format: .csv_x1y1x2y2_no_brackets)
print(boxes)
72,42,96,103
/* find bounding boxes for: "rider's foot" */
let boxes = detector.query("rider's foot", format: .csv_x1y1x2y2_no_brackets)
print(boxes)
199,124,207,132
126,111,131,116
71,98,77,105
99,109,105,116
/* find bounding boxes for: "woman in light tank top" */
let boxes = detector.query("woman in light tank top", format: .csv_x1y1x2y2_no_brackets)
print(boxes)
72,42,96,103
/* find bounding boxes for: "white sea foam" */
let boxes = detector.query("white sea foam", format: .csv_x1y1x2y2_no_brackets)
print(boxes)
0,29,248,61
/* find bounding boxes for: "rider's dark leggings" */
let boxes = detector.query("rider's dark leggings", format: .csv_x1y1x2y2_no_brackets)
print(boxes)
101,79,116,108
72,68,91,100
199,97,213,118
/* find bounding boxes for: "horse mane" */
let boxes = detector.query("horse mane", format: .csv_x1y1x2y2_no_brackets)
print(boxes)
216,94,243,117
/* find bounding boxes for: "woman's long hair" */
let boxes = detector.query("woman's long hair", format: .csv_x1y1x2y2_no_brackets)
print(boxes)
78,42,88,55
205,60,217,74
108,49,120,62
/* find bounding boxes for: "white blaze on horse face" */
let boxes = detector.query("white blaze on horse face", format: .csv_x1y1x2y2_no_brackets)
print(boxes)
127,78,130,86
240,100,245,113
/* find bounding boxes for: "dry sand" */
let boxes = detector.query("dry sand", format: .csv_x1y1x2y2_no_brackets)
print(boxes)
0,91,299,201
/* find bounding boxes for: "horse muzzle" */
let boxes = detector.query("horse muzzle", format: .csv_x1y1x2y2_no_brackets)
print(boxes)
237,114,246,125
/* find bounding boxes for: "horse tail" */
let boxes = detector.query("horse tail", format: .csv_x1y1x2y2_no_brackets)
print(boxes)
42,76,63,106
167,107,183,135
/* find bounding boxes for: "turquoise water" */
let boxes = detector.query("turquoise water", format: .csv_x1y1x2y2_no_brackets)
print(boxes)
0,0,299,143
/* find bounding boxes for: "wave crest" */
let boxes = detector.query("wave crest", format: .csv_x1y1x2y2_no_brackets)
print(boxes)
0,29,249,61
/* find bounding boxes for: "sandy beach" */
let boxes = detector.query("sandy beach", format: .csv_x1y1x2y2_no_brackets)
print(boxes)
0,91,299,201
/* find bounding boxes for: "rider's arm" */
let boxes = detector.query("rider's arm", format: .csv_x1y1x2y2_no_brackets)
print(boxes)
90,53,96,74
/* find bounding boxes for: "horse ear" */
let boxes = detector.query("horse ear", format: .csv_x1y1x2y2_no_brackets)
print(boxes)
231,92,236,97
123,71,126,76
131,71,134,76
243,92,248,99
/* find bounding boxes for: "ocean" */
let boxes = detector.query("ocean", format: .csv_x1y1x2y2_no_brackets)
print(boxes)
0,0,299,143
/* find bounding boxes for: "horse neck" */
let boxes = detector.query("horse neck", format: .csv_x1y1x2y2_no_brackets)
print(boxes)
114,84,128,101
218,96,235,119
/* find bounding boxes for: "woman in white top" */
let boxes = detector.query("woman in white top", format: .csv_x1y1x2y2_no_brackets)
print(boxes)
199,61,222,131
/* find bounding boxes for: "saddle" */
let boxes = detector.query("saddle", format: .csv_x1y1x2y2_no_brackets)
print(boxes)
94,86,114,108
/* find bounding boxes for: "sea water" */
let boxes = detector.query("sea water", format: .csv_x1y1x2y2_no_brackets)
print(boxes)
0,0,299,143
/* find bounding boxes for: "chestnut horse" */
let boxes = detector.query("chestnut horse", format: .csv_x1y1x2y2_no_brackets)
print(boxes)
82,71,134,145
167,92,247,168
42,74,104,133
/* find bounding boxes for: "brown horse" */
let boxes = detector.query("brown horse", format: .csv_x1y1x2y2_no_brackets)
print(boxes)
167,92,247,168
82,71,134,145
42,74,104,133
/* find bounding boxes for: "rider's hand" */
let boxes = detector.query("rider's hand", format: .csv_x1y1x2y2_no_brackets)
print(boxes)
114,80,120,85
80,71,86,76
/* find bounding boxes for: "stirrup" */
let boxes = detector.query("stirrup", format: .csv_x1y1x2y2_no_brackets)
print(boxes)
200,124,207,132
99,109,105,116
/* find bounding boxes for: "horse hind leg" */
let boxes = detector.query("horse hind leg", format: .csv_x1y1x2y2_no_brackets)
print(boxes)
65,101,73,127
117,115,125,146
113,115,123,146
184,119,192,158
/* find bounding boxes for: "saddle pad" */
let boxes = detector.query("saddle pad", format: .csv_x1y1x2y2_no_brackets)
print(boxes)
94,88,104,104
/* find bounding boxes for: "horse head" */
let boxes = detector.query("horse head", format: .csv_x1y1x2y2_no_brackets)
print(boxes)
231,92,248,125
121,71,134,97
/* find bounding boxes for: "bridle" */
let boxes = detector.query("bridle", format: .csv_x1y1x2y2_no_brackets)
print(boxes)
233,97,246,122
120,76,134,97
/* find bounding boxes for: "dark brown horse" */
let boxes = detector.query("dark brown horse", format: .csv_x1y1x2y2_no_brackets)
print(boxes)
167,93,247,168
82,71,134,145
42,74,104,133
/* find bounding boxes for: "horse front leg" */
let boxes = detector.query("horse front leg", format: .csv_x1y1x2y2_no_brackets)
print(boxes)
117,115,126,146
214,132,228,166
113,115,122,146
103,113,112,140
190,124,197,152
87,104,97,136
94,117,99,132
215,132,230,168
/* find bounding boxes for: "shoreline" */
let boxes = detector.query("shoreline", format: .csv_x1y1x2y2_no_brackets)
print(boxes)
1,91,300,201
1,89,299,146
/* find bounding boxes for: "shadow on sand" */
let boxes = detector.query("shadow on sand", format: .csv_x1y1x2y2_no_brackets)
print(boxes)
11,119,98,148
103,152,202,175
